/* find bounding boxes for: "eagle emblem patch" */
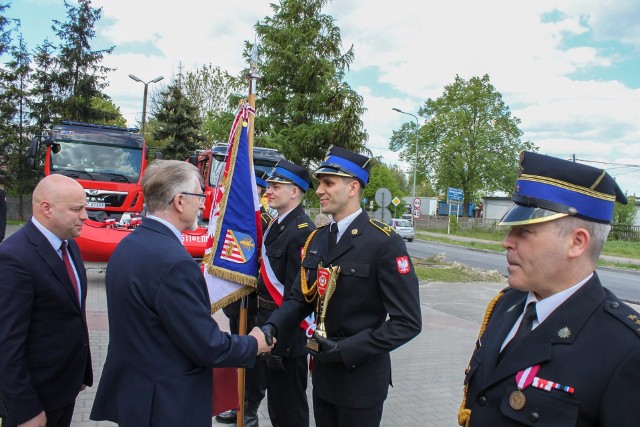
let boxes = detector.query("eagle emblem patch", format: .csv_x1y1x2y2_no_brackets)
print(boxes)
396,256,411,274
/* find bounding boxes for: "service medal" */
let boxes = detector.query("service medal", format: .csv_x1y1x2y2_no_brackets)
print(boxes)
509,390,526,410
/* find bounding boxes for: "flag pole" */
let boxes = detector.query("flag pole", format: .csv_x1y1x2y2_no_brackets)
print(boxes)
237,40,261,427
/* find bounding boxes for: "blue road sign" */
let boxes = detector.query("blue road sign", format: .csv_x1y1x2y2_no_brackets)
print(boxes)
447,187,463,201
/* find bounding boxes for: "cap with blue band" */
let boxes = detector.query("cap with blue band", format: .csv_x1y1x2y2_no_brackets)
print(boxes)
499,151,627,226
314,145,372,187
267,160,312,193
255,171,269,189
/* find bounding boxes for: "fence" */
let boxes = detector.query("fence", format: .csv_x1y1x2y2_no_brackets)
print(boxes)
6,196,32,221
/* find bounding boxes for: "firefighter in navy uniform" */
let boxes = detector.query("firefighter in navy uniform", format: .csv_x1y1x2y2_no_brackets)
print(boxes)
215,171,271,425
256,160,315,427
458,151,640,427
262,146,422,427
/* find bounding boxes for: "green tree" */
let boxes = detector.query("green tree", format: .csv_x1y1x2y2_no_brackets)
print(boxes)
611,196,638,240
0,2,16,187
242,0,368,167
390,74,535,215
364,162,406,217
152,81,205,160
29,39,56,131
52,0,116,123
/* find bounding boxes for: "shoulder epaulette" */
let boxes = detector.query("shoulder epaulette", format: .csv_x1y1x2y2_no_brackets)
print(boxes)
369,218,393,236
298,222,309,229
605,300,640,337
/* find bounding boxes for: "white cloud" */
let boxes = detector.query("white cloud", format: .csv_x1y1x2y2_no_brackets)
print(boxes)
74,0,640,195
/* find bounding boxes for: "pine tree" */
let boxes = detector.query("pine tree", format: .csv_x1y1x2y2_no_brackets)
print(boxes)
52,0,116,123
152,81,205,160
246,0,368,167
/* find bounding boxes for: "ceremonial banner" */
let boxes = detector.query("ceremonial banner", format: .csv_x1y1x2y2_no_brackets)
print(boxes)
203,102,263,313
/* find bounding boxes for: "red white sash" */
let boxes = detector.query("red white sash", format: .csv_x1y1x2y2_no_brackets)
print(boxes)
260,222,316,337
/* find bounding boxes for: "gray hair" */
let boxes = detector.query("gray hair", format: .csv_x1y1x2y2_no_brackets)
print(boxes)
142,160,201,214
555,216,611,263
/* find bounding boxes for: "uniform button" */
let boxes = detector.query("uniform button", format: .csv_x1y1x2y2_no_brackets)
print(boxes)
530,412,539,422
610,301,619,309
477,396,487,406
350,268,356,274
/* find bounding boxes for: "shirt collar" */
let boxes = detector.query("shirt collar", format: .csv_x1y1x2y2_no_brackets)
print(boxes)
146,215,183,242
527,273,594,325
31,217,64,256
332,208,362,241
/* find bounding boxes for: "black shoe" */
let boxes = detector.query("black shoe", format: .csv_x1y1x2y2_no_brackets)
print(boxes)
215,409,237,424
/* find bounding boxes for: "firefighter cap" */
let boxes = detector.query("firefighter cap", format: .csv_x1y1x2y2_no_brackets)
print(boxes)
314,145,372,187
255,170,269,189
267,159,313,192
499,151,628,226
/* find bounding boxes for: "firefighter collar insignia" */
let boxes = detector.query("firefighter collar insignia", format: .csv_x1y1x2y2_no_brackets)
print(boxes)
351,228,358,235
507,304,518,314
557,326,571,339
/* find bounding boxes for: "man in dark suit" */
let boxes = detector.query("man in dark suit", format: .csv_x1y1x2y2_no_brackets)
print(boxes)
459,151,640,427
263,147,422,427
0,174,93,427
90,160,273,427
254,160,315,427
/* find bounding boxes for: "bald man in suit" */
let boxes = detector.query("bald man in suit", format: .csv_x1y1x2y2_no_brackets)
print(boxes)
0,174,93,427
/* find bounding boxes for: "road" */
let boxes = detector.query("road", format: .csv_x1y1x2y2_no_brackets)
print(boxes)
406,239,640,304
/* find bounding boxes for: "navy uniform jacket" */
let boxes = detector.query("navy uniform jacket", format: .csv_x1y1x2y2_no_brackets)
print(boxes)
0,220,92,425
257,204,315,358
268,210,422,408
90,218,257,427
464,273,640,426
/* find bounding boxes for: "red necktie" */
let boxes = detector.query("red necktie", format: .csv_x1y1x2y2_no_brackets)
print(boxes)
61,241,79,298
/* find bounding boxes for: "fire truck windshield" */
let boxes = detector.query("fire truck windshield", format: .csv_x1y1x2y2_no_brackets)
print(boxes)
50,140,143,183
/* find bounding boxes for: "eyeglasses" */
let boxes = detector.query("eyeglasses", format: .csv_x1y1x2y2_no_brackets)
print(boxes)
169,192,207,205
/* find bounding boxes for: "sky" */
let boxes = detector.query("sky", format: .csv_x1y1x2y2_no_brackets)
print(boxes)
6,0,640,197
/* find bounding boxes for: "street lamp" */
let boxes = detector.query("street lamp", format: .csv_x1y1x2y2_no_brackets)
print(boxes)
392,107,419,200
128,74,164,136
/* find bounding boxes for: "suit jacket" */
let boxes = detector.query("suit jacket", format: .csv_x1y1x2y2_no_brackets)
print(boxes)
90,218,258,427
464,274,640,426
0,219,92,425
268,211,422,408
257,204,315,358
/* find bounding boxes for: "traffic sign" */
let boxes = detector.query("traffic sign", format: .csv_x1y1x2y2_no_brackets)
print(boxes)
413,197,421,209
412,209,422,219
447,187,463,201
375,187,392,207
374,207,393,222
392,197,401,206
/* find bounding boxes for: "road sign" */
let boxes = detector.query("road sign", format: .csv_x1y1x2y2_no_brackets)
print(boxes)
447,187,463,201
362,197,367,205
392,197,401,206
374,208,392,222
412,209,422,219
413,197,422,209
375,187,392,207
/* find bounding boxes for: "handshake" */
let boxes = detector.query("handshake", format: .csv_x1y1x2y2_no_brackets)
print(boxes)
248,324,278,355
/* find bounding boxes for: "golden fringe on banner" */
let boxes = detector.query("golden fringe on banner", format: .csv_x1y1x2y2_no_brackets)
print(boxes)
210,283,255,314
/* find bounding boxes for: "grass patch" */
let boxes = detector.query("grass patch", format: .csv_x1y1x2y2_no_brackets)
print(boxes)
412,257,505,283
602,240,640,259
415,231,504,252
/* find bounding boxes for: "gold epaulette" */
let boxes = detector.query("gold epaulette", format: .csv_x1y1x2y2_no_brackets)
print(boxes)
369,218,393,236
298,222,308,229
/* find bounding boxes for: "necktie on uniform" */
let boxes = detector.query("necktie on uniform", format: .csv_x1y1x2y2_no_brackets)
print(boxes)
499,301,537,361
61,241,79,298
329,222,338,252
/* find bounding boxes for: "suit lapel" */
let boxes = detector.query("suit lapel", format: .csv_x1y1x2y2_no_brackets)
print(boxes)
26,221,82,310
482,275,606,390
324,211,367,265
266,206,301,245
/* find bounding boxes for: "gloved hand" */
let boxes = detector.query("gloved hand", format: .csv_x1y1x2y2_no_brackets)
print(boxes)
261,323,277,347
264,354,286,371
308,333,342,363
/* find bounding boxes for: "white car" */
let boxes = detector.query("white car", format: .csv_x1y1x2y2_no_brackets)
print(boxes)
389,218,415,242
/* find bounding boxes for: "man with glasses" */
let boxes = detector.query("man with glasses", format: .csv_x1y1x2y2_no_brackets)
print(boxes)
91,160,274,427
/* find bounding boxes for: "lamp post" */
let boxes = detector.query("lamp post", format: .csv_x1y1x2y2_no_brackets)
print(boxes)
392,107,419,200
128,74,164,136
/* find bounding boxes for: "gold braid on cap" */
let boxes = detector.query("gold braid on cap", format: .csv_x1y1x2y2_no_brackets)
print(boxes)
300,228,320,303
457,290,505,427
